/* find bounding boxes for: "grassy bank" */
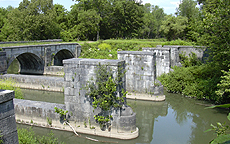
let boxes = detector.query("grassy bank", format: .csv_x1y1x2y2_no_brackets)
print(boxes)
0,78,23,99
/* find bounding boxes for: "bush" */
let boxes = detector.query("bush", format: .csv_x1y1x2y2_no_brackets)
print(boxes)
79,39,164,59
17,127,64,144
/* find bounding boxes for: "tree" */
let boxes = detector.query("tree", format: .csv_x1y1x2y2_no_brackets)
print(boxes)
176,0,201,41
1,0,60,41
200,0,230,71
160,15,188,41
76,9,101,40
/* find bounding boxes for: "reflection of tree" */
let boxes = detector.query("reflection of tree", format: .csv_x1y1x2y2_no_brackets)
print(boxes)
166,91,228,144
126,99,168,143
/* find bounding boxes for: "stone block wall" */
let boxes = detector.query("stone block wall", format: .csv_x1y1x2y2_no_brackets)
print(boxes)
14,99,65,127
0,74,64,92
0,51,7,74
0,90,18,144
142,47,170,77
63,58,136,132
44,66,64,76
117,51,156,93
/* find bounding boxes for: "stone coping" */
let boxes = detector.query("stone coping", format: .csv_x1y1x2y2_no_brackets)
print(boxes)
0,43,80,49
63,58,125,66
0,90,14,103
126,92,165,101
142,47,170,51
117,51,155,55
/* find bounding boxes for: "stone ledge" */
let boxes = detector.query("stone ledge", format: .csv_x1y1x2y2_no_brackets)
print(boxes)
0,90,15,103
126,92,165,101
15,115,139,140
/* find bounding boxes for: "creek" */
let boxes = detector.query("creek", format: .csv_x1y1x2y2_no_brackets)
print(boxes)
17,88,229,144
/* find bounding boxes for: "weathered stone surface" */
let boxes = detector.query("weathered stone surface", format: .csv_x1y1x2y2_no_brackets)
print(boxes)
0,90,18,144
118,51,156,93
0,74,64,92
0,51,7,74
1,43,81,75
13,99,65,120
63,58,136,132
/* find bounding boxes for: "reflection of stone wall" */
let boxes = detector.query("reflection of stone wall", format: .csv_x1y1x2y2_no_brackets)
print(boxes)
0,90,18,144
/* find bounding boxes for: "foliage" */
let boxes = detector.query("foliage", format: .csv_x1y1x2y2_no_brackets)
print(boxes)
215,69,230,103
160,15,188,41
179,52,202,67
85,64,126,127
17,127,64,144
54,107,68,121
158,53,224,103
205,104,230,144
0,130,2,144
79,39,164,59
199,0,230,72
0,78,23,99
1,0,60,41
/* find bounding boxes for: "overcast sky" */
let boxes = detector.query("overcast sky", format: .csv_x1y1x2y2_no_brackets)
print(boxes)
0,0,180,15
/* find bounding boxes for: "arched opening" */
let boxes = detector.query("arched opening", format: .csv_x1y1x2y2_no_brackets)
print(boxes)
7,53,44,75
53,49,74,66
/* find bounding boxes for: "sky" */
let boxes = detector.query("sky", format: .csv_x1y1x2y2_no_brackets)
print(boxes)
0,0,180,15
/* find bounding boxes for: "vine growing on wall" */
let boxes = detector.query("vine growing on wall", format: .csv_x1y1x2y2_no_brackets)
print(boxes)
85,63,127,128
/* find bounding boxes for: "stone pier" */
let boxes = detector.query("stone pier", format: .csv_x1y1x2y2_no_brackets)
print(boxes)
0,90,18,144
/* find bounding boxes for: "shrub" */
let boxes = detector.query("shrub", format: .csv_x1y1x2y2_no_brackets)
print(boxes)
17,127,64,144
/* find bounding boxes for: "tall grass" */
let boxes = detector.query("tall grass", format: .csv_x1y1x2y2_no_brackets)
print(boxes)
0,78,23,99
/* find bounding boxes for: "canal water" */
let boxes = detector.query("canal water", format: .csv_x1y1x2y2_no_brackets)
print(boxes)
17,89,229,144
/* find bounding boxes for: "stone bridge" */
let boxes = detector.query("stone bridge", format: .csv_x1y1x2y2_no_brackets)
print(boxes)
0,43,81,74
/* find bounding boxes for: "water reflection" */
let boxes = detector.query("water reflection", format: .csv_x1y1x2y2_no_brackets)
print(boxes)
19,89,229,144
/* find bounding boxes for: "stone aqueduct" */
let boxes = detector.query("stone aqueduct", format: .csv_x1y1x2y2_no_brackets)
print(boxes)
1,43,81,74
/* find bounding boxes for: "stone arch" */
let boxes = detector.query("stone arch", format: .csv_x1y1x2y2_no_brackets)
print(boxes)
53,49,74,66
15,52,44,74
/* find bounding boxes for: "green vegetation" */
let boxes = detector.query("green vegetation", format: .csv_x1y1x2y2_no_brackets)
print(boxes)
54,107,68,121
80,39,165,59
158,0,230,104
0,0,201,42
0,130,3,144
205,104,230,144
17,127,64,144
85,64,126,128
0,78,23,99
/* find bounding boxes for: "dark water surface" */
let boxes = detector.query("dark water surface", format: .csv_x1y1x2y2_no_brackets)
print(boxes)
17,89,229,144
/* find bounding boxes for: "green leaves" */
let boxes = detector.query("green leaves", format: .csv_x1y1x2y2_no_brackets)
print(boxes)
160,15,188,41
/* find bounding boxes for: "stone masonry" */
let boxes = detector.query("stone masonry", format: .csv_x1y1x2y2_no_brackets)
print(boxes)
117,51,156,94
0,51,7,74
0,90,18,144
63,58,136,132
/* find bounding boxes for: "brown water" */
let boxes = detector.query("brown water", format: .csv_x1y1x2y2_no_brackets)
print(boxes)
17,89,229,144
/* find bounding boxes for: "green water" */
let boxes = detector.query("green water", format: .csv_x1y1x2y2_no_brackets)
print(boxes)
17,89,229,144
